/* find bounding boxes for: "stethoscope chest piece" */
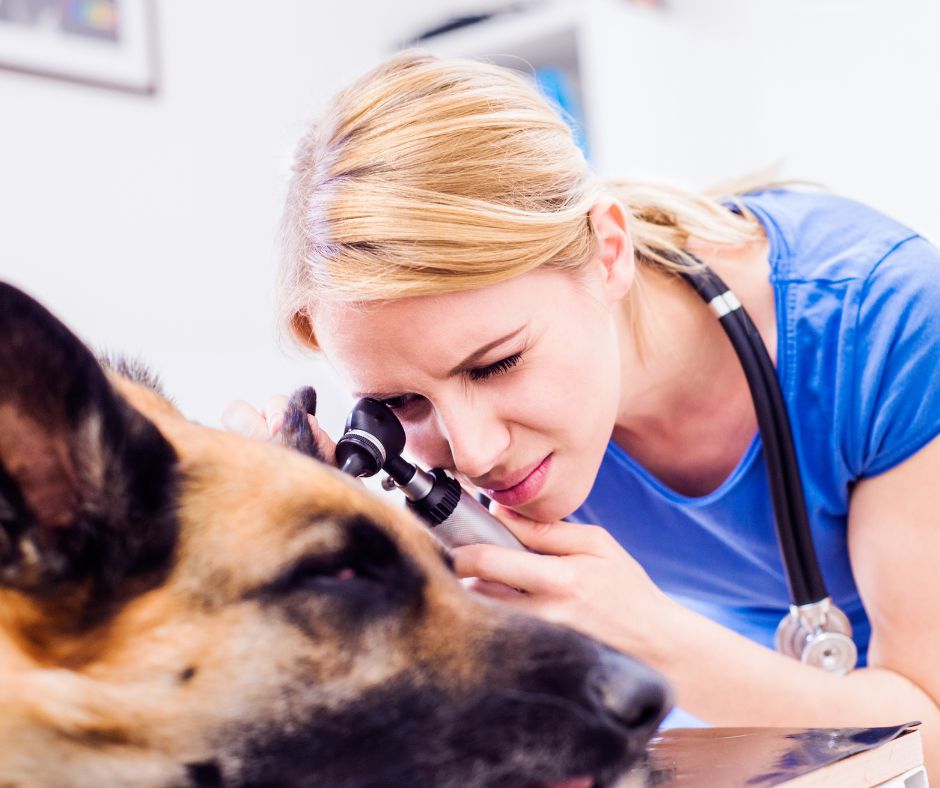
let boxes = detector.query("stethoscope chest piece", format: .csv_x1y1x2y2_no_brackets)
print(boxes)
775,597,858,675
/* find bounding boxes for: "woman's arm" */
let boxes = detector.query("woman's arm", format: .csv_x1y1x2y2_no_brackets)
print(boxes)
452,435,940,775
845,431,940,770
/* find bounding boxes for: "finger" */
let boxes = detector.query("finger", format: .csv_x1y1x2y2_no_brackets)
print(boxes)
261,394,290,437
450,544,572,596
461,577,560,623
461,577,527,600
307,414,338,465
490,503,613,557
221,400,271,442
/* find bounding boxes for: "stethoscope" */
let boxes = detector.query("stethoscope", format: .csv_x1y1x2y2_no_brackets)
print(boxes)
335,258,858,676
678,256,857,675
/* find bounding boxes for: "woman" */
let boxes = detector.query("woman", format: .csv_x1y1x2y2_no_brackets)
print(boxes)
224,52,940,770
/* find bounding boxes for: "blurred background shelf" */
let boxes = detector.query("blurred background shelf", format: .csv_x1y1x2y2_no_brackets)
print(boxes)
406,0,775,187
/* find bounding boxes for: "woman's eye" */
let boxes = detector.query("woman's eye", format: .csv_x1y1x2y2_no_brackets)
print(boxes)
376,352,523,413
380,394,419,412
468,352,522,382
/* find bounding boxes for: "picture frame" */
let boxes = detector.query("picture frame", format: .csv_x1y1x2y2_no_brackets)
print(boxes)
0,0,158,95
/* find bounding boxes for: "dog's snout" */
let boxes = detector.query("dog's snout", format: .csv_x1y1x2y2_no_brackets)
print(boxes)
588,649,672,742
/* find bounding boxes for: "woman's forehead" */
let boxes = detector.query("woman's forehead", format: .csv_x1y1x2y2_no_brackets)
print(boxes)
317,270,566,342
312,270,575,383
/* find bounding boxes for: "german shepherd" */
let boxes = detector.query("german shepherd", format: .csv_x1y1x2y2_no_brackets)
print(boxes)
0,281,670,787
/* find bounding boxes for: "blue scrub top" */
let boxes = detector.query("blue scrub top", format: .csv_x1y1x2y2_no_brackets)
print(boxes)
569,190,940,711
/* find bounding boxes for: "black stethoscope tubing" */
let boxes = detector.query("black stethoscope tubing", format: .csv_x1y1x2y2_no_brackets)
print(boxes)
678,257,828,607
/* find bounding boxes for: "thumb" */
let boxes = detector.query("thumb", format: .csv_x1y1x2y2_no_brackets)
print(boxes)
221,400,271,442
307,414,338,465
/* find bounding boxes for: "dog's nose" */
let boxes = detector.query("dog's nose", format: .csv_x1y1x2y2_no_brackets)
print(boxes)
587,649,672,744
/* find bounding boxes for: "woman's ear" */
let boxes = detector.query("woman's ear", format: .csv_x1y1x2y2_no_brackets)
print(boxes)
588,198,635,303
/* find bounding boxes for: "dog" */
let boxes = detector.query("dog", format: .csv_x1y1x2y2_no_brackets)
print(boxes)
0,281,670,787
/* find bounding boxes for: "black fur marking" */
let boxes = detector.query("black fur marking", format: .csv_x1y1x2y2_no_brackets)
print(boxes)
64,408,181,626
0,460,32,563
228,632,660,788
0,282,180,624
186,761,224,787
254,515,426,637
280,386,323,460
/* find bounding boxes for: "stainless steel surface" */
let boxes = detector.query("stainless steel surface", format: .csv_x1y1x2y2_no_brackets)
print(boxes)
631,723,922,787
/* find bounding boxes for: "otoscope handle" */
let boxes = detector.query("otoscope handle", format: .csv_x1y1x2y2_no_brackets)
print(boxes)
401,468,527,551
425,487,527,551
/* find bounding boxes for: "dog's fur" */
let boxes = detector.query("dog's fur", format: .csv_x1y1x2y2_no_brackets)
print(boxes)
0,282,669,787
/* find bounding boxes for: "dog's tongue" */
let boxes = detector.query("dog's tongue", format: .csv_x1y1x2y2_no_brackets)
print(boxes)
544,779,593,788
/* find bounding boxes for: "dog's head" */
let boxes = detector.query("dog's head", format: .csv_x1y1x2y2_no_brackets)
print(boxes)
0,282,670,787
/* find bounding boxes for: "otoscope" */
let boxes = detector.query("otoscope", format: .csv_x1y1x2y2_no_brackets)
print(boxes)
335,397,526,551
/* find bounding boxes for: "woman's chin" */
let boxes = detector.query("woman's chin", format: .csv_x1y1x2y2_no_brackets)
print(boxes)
513,490,582,524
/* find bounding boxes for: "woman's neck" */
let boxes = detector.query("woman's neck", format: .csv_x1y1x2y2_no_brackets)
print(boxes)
611,238,774,496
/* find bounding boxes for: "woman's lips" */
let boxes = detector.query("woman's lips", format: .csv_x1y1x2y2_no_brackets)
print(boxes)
485,454,552,507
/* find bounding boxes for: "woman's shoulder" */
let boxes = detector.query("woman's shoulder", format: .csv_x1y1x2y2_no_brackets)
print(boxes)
755,190,940,479
737,188,925,283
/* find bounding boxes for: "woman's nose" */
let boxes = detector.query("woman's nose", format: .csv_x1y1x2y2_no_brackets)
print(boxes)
432,401,510,480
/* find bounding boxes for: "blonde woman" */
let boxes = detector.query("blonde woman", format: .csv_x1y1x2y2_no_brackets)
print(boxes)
225,52,940,771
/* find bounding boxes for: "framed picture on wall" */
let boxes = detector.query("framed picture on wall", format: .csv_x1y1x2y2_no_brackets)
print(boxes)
0,0,158,95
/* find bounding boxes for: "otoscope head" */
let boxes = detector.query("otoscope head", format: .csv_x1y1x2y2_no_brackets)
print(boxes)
336,398,407,478
336,445,378,478
335,399,523,551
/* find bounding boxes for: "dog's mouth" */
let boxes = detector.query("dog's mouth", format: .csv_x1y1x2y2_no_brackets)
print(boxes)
525,764,644,788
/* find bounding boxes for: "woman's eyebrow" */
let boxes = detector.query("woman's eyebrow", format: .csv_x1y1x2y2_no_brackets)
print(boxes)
352,325,526,399
445,325,526,377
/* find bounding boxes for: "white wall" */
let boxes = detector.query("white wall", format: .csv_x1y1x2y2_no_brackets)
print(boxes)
754,0,940,244
586,0,940,242
2,0,938,438
0,0,462,435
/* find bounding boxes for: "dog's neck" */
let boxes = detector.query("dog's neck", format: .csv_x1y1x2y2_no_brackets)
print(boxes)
0,704,189,788
0,614,209,788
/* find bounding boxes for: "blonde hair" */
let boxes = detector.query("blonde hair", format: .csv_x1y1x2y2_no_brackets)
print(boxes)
279,51,766,351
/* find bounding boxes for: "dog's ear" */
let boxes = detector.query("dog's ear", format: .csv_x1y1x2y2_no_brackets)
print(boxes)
279,386,325,461
0,282,178,602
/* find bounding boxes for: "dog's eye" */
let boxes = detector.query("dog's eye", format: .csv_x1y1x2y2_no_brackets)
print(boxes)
275,557,362,594
300,564,359,591
258,516,426,613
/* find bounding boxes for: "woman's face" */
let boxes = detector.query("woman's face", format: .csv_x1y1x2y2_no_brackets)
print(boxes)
314,263,628,523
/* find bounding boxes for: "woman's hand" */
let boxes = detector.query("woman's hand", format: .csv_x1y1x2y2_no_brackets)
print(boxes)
452,504,675,660
221,394,338,464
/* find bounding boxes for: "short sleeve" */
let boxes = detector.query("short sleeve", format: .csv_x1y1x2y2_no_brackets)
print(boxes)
848,235,940,477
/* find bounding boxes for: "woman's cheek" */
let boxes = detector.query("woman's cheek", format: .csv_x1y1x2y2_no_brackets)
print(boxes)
403,419,453,470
